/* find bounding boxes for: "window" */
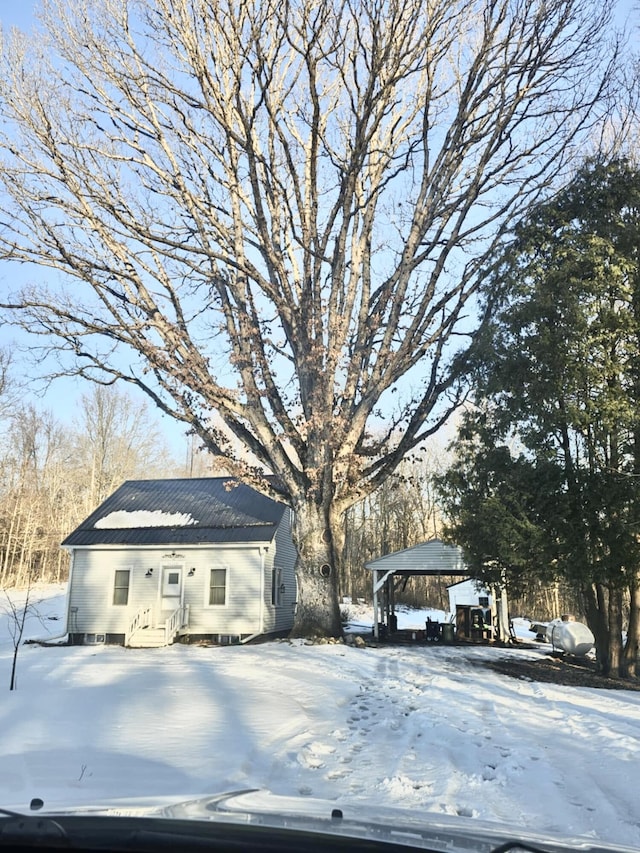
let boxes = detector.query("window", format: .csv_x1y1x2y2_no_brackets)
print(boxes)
478,596,489,607
271,567,283,606
113,570,130,606
209,568,227,605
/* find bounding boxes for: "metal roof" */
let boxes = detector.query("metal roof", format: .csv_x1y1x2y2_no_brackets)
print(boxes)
365,539,469,576
62,477,287,548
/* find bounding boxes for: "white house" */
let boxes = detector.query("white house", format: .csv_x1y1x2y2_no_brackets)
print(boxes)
61,477,297,647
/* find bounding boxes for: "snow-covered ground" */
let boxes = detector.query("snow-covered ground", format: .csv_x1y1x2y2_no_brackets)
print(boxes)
1,585,639,847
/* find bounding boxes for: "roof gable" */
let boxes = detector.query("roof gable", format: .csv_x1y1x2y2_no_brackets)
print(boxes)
62,477,288,547
365,538,468,575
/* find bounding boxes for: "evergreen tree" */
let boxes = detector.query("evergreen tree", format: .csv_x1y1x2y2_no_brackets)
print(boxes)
439,159,640,677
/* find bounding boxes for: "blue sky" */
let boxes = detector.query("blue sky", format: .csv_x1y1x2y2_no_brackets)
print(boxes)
0,0,637,469
0,4,191,461
0,2,37,32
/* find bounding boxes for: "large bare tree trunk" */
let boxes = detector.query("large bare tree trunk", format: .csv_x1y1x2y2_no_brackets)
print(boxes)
290,502,342,638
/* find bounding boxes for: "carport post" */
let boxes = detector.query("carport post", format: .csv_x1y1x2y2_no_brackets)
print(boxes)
491,581,510,642
372,568,395,639
373,570,379,639
497,584,510,642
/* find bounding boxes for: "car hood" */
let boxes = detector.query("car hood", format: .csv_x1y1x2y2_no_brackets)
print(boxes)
3,789,637,853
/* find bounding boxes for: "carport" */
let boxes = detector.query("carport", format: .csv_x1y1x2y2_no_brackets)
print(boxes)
365,539,510,642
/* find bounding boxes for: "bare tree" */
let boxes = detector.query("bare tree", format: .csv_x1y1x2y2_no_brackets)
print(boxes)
0,404,71,586
0,0,621,635
2,576,42,691
0,347,13,419
72,384,176,510
0,389,176,587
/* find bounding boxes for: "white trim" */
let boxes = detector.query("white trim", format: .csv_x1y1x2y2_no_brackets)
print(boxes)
259,548,266,634
203,565,230,609
65,550,75,633
373,568,395,594
62,541,268,552
447,577,487,591
373,570,379,639
447,578,472,590
111,566,132,607
160,564,184,612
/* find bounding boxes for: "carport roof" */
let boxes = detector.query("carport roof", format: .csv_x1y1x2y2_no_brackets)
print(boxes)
365,538,469,576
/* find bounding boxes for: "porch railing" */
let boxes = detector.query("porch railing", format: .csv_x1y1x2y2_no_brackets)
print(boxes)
125,606,152,646
164,604,189,646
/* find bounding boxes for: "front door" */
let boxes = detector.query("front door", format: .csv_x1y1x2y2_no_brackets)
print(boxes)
161,565,183,613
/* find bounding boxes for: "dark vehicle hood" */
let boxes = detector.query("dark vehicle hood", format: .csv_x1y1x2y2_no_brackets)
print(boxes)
3,790,637,853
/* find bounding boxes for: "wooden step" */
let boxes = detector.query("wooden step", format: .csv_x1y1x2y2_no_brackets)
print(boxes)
127,627,167,648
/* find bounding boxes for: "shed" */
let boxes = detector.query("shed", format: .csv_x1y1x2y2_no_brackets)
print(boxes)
447,578,493,612
62,477,297,647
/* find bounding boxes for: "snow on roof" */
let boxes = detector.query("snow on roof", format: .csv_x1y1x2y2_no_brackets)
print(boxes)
94,510,197,529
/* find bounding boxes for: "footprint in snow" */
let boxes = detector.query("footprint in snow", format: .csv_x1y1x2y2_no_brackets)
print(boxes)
326,769,349,781
482,765,497,781
329,729,348,742
457,806,479,818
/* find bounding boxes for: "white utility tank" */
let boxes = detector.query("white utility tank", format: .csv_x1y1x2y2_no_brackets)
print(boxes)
545,619,594,656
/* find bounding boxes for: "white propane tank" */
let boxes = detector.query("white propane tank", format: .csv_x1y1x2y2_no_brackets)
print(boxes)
545,619,594,656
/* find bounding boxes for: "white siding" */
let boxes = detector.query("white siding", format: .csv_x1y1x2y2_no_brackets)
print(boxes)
68,530,297,639
262,509,297,633
447,579,492,611
67,549,153,635
183,546,262,634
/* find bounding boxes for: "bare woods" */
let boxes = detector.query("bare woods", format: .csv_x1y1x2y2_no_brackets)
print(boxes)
0,376,175,588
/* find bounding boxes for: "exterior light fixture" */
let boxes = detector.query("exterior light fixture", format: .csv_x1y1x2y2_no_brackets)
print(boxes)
188,567,196,576
145,568,154,577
